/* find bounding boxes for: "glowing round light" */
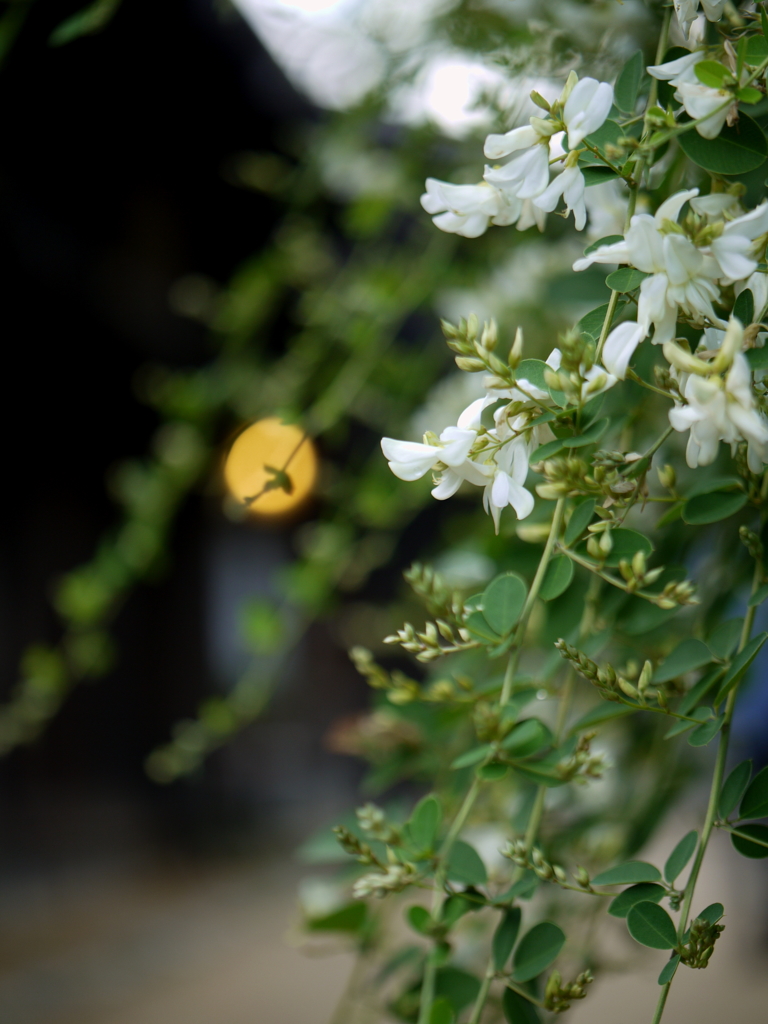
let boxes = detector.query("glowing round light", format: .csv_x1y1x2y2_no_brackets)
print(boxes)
224,418,317,517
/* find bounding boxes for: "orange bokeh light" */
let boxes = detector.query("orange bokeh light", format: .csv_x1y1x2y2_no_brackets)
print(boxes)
224,418,317,517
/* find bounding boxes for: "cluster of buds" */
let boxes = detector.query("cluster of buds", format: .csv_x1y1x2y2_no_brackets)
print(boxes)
679,916,725,969
352,852,419,899
653,363,682,398
502,840,567,885
333,825,380,866
356,803,400,845
555,731,609,783
617,550,665,594
535,456,592,500
556,640,674,710
473,700,518,743
404,562,465,623
544,969,594,1013
654,578,698,610
441,315,516,384
590,453,646,505
349,647,420,703
383,618,478,665
739,525,763,561
544,332,609,403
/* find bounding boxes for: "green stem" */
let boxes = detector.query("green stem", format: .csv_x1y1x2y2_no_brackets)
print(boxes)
500,497,566,705
716,823,768,850
650,557,762,1024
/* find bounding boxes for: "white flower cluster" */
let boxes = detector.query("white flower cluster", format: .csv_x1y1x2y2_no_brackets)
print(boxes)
381,337,615,532
673,0,726,39
648,50,736,140
575,188,768,379
421,72,614,237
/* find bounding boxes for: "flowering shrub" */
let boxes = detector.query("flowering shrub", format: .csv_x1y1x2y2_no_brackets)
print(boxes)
318,5,768,1023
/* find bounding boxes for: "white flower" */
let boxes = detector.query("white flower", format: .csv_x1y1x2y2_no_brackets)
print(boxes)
672,0,726,38
584,178,629,240
483,76,612,210
381,425,477,481
668,321,768,472
648,47,734,140
602,321,645,380
736,272,768,324
420,178,522,237
533,163,587,230
482,419,535,533
563,77,614,149
575,188,722,348
709,203,768,282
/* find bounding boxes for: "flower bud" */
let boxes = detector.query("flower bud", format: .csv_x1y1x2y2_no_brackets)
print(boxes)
638,660,653,692
509,326,524,368
480,318,498,351
599,529,613,556
455,356,487,372
632,550,647,578
619,677,639,699
530,90,551,111
658,464,676,489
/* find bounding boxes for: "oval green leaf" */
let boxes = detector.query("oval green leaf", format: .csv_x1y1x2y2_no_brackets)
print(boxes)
739,764,768,820
715,632,768,704
664,830,698,883
511,921,566,982
307,901,368,933
652,639,712,684
733,287,755,326
446,840,488,886
608,882,665,919
493,907,522,970
696,902,724,925
678,112,768,175
516,359,550,393
563,417,609,448
592,860,662,886
434,967,481,1014
682,490,748,525
708,618,743,660
627,901,678,950
614,50,644,112
407,904,432,935
482,573,528,636
539,555,574,601
502,717,553,758
451,744,493,770
429,999,455,1024
502,986,541,1024
719,759,752,819
688,713,725,747
568,702,635,734
731,823,768,858
605,267,649,292
531,438,564,461
409,795,442,850
464,610,501,644
748,582,768,607
658,955,680,986
477,762,509,781
602,528,654,568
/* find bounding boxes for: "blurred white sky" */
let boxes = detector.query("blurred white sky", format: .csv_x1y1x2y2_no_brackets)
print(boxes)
231,0,516,132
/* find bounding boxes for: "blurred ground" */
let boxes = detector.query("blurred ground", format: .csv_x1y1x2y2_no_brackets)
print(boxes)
0,810,766,1024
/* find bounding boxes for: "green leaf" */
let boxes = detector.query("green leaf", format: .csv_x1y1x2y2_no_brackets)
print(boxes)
652,639,712,684
609,883,665,919
539,555,574,601
664,706,711,740
407,905,432,935
493,871,539,903
677,667,724,715
576,302,615,342
688,713,725,747
734,288,755,325
464,610,502,644
502,987,541,1024
685,475,744,498
614,50,644,112
739,764,768,819
602,528,654,568
493,907,522,970
531,439,565,461
583,235,623,257
478,762,509,781
410,795,442,849
516,359,550,392
565,499,596,547
451,744,493,770
731,823,768,858
429,998,455,1024
502,718,553,758
678,112,768,176
307,902,368,932
568,703,635,734
627,901,678,950
441,895,474,928
49,0,122,46
581,165,619,187
696,903,724,925
434,967,481,1014
482,573,528,636
664,831,698,882
746,346,768,371
749,582,768,607
511,922,566,982
563,417,609,448
708,619,743,660
585,119,625,157
605,267,649,292
592,861,662,886
746,33,768,63
446,840,487,886
682,490,748,525
693,60,734,87
658,955,680,986
715,632,768,703
719,759,752,819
